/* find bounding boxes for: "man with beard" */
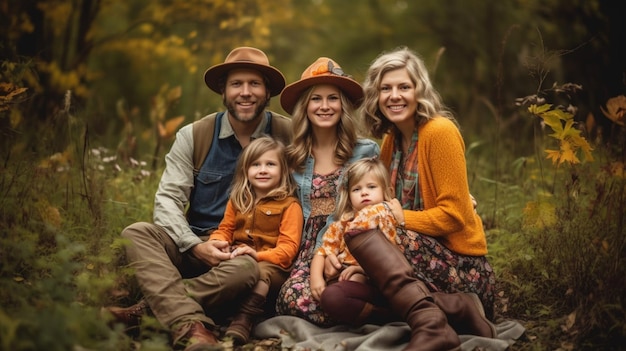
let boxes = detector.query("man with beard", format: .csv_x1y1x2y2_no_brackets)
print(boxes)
105,47,291,351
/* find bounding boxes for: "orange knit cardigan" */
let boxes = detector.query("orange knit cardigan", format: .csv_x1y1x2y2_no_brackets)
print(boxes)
379,117,487,256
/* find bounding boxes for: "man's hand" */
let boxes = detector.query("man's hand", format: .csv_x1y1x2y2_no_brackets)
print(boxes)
323,254,342,279
191,240,231,266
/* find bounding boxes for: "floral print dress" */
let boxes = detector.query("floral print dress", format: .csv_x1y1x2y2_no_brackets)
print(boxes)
275,169,341,326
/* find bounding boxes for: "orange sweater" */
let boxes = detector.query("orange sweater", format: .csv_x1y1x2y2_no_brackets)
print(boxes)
209,197,303,269
379,117,487,256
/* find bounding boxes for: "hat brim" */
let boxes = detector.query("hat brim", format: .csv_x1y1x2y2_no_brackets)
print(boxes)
280,76,364,115
204,62,286,97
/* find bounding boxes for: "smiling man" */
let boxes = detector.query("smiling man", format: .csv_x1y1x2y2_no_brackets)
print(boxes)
105,47,292,351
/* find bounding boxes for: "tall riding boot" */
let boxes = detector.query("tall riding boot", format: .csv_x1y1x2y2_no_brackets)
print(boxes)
432,292,497,338
320,280,396,326
345,229,460,351
225,293,265,345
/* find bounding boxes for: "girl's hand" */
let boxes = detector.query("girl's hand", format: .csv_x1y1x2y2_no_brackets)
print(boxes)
191,240,232,266
230,245,257,260
310,275,326,302
387,198,405,226
339,265,365,282
323,254,342,279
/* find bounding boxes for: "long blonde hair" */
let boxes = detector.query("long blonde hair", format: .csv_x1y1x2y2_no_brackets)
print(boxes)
361,46,457,139
230,137,296,213
333,157,394,220
285,85,361,171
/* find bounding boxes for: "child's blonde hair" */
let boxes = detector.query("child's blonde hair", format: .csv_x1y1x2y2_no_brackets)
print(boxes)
230,136,296,213
333,157,393,220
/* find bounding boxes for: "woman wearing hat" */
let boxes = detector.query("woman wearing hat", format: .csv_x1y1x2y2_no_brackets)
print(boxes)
274,57,379,326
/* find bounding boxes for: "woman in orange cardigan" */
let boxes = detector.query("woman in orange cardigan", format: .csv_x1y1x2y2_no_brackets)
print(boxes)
209,136,303,345
323,47,496,351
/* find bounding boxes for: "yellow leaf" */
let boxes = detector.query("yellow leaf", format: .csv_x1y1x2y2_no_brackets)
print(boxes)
559,140,580,164
13,276,24,282
545,149,561,165
528,104,552,115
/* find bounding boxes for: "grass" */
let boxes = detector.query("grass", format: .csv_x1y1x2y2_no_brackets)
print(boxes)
1,102,625,350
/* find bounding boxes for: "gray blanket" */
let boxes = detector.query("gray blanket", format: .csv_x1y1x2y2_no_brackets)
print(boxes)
255,316,525,351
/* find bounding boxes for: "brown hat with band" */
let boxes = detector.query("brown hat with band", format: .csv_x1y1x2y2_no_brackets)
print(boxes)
203,47,286,97
280,57,363,114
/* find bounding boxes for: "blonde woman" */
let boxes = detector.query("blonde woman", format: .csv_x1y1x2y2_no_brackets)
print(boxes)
275,57,380,326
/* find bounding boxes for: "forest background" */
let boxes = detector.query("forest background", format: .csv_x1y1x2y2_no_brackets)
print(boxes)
1,0,624,350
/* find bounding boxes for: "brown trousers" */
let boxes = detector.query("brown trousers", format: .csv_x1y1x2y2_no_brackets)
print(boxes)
122,222,259,329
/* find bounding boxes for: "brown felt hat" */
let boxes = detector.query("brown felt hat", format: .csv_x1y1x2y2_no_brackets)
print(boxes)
203,47,286,97
280,57,363,114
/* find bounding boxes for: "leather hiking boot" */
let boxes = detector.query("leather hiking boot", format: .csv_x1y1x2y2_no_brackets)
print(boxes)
103,300,149,330
174,321,220,351
225,292,266,345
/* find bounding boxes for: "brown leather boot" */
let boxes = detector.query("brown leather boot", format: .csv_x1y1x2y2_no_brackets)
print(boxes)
225,293,265,344
102,300,149,330
173,321,219,351
432,292,497,338
345,229,460,351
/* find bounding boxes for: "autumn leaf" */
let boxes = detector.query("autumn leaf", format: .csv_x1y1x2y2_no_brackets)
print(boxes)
600,95,625,126
558,140,580,164
157,116,185,139
528,103,552,115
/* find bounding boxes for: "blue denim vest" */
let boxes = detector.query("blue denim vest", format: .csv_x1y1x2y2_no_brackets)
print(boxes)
186,112,272,234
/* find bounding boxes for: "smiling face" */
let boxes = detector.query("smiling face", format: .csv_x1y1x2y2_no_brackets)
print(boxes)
306,84,342,130
247,148,281,199
223,69,270,123
349,173,386,212
378,68,418,130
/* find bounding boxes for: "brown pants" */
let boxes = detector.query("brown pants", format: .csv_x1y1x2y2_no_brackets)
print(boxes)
122,222,259,329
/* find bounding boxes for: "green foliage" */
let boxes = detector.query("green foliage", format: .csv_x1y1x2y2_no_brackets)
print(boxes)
481,84,626,349
0,105,163,350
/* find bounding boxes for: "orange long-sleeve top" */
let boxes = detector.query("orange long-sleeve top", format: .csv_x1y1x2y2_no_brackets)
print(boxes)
209,196,303,269
379,117,487,256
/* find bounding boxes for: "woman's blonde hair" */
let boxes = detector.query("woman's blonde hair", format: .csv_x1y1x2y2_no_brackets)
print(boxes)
285,85,362,171
333,157,394,220
360,46,457,139
230,136,296,213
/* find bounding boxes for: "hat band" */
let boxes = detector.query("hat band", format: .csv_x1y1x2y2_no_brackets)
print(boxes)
311,60,352,78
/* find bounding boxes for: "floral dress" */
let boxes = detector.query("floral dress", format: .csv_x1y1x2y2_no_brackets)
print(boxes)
275,169,341,326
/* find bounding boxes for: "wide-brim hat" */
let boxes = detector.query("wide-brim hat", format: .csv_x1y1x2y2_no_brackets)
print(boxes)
203,47,286,97
280,57,363,115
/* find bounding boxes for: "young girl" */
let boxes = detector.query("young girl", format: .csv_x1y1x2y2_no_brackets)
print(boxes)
310,157,403,324
208,136,303,344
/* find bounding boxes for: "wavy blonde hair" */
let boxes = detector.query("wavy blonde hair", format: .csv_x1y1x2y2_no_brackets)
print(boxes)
285,85,362,172
361,46,457,139
230,137,296,214
333,157,394,220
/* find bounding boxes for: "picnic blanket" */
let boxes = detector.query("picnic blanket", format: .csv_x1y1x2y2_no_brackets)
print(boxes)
255,316,525,351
